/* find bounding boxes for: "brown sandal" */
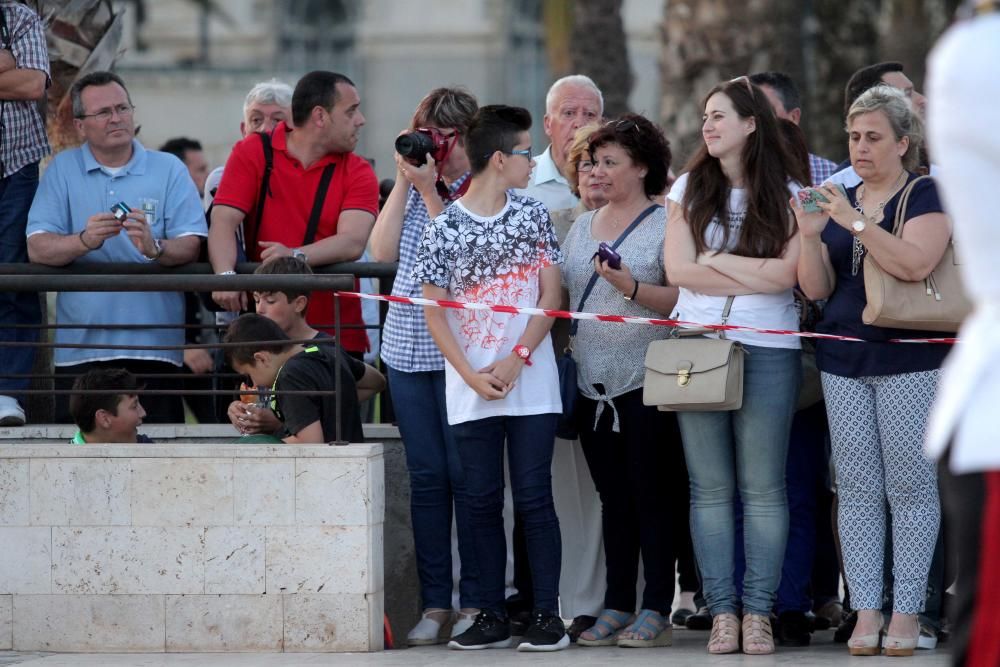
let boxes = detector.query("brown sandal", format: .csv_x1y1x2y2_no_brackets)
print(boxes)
742,613,775,655
708,612,740,654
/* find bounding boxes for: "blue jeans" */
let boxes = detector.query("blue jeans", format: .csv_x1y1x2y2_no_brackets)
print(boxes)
387,365,479,610
678,344,800,616
735,401,832,613
452,413,561,615
0,163,42,396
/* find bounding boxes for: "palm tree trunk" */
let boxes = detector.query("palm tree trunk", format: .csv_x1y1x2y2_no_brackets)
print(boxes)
570,0,633,117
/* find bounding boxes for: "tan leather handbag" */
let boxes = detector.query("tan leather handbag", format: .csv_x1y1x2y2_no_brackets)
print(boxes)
862,176,971,332
643,297,744,411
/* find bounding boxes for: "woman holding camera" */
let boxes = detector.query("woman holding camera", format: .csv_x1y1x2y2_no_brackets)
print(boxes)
664,77,802,655
370,87,481,645
561,114,680,648
794,85,948,657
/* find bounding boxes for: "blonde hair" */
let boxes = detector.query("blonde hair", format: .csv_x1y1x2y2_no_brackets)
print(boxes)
846,84,923,171
565,123,601,196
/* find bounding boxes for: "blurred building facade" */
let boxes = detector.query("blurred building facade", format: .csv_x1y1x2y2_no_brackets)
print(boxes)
112,0,661,180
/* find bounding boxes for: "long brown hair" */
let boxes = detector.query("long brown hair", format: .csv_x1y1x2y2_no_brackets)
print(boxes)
680,79,798,259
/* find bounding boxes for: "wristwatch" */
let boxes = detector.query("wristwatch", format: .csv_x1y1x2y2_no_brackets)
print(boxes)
851,220,867,236
143,238,164,261
292,248,308,263
513,344,533,366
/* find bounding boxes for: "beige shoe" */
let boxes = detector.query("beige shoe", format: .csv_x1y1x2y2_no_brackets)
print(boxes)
742,613,775,655
707,612,740,654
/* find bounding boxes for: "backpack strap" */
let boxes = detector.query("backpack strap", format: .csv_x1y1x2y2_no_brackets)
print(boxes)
244,130,274,258
302,163,337,246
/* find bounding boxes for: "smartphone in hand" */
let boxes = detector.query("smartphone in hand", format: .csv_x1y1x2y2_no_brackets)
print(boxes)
595,242,622,270
798,183,848,213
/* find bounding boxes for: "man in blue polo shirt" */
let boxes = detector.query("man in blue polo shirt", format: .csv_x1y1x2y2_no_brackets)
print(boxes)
26,70,206,423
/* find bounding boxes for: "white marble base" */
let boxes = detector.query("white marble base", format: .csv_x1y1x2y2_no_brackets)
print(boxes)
0,442,385,653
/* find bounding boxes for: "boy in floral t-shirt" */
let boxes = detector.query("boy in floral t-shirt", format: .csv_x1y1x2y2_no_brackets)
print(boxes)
413,105,566,652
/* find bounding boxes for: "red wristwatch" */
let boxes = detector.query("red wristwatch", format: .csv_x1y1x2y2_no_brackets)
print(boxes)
513,344,533,366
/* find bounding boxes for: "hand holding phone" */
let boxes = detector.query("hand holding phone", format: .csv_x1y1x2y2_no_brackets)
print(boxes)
594,242,622,270
797,184,848,213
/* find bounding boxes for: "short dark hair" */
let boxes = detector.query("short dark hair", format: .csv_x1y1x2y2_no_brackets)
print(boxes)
224,313,294,367
69,368,143,433
466,105,532,174
748,71,801,113
587,114,671,198
253,256,314,301
292,71,356,127
158,137,203,161
844,61,904,116
71,70,131,118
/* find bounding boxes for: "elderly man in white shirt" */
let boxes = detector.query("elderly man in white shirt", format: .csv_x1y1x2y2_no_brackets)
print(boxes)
517,75,603,213
925,4,1000,664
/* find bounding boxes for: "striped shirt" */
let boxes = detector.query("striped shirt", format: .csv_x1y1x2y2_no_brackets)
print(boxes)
0,2,50,178
380,174,469,373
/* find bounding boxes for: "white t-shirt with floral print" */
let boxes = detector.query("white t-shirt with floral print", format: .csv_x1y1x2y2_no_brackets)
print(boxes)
413,193,564,425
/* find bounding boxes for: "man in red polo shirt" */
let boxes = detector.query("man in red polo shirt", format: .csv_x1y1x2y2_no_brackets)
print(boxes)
208,71,377,354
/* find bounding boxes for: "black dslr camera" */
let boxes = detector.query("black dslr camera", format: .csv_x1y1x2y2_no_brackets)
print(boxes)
395,127,454,167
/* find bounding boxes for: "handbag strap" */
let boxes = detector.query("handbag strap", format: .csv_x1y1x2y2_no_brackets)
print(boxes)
889,174,928,237
717,295,735,340
569,204,662,337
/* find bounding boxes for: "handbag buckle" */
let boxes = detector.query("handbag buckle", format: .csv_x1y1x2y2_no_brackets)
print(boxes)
677,361,693,387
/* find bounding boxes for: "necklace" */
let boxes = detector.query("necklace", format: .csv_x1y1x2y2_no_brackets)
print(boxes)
850,170,907,276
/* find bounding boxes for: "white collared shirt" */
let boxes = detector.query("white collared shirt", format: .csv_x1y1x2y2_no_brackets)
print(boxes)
514,144,579,212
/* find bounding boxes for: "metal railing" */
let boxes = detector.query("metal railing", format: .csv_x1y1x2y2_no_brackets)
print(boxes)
0,261,399,443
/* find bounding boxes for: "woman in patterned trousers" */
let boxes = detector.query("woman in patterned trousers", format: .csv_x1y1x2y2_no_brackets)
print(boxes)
794,85,950,657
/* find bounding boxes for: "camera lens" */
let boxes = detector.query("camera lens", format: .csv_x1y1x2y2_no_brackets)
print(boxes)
395,131,436,166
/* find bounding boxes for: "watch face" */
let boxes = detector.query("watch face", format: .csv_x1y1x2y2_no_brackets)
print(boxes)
852,221,866,233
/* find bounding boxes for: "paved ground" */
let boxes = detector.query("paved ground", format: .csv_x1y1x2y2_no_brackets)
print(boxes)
0,629,951,666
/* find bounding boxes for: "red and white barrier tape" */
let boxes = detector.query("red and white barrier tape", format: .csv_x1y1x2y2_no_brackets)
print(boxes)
336,292,958,345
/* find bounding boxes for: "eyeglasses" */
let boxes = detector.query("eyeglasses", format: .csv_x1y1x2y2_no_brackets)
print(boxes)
76,104,135,122
729,76,754,96
485,147,532,159
576,160,594,173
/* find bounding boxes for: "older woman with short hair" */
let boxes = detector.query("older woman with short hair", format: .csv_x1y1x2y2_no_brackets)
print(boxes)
794,84,949,657
562,114,680,649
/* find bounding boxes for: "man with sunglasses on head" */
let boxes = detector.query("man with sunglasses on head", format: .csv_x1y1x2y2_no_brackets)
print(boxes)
209,71,378,359
0,0,49,426
26,70,207,424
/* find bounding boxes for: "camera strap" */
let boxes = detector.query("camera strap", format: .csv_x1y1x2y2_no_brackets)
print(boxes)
569,203,661,337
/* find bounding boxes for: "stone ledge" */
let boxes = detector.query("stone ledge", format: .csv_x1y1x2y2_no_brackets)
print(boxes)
0,442,385,460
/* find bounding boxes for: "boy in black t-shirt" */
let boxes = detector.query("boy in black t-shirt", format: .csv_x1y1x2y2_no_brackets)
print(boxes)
224,314,364,444
225,257,385,437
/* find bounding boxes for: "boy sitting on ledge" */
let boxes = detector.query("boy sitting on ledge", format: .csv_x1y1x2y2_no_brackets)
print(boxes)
69,368,153,444
224,313,364,444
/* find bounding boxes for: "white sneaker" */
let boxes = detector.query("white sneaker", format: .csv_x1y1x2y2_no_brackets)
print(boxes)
0,396,25,426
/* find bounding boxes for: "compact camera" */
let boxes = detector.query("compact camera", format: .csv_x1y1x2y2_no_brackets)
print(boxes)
110,201,131,223
395,127,455,167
